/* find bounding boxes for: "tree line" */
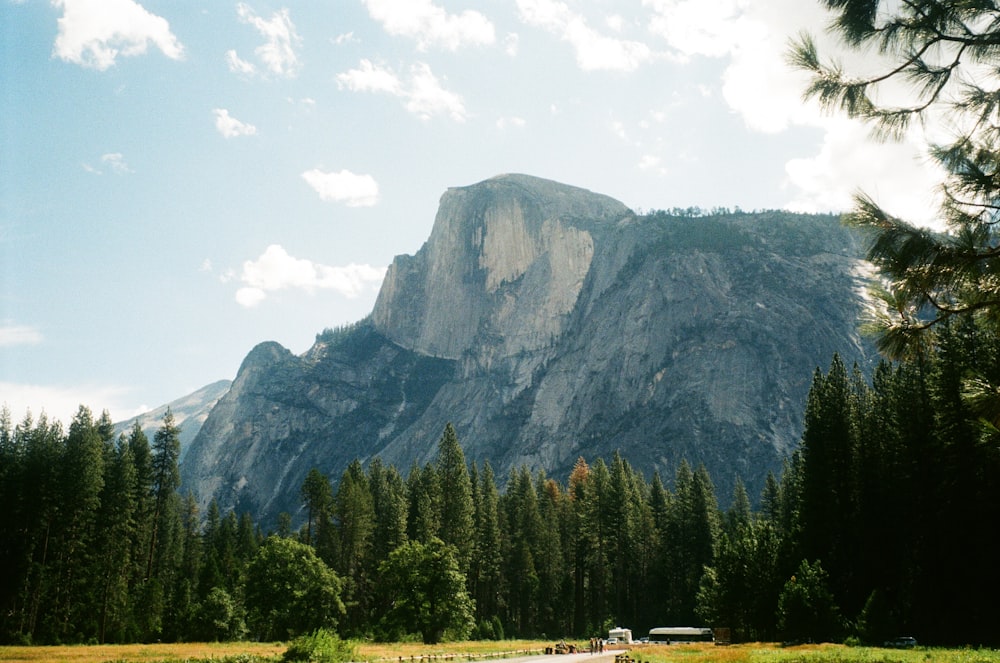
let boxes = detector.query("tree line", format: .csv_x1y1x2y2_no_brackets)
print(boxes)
2,315,998,647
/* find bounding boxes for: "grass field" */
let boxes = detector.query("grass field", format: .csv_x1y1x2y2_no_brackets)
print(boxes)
0,639,550,663
2,641,999,663
624,642,1000,663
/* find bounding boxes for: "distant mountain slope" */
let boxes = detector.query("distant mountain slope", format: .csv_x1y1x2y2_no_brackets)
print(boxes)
181,174,873,526
115,379,231,461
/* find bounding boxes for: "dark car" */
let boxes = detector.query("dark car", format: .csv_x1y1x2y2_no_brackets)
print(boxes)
883,636,917,648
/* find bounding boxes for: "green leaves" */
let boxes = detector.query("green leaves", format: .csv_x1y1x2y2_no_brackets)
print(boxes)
244,537,344,641
376,538,474,644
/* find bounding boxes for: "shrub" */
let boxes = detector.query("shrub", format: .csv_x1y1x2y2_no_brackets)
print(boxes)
283,629,357,663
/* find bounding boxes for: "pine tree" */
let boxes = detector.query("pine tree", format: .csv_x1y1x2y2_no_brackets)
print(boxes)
94,436,139,642
435,424,474,572
332,460,374,634
51,406,105,640
470,461,502,628
791,1,1000,359
407,463,441,544
300,468,333,548
368,458,408,564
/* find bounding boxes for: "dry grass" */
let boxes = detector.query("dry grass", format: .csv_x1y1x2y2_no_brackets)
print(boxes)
4,640,1000,663
0,639,551,663
626,642,1000,663
358,640,550,660
0,640,285,663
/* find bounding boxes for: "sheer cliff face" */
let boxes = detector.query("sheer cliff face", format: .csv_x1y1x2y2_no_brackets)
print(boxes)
372,175,630,363
182,174,873,526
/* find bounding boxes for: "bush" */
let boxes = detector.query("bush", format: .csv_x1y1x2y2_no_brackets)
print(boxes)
283,629,357,663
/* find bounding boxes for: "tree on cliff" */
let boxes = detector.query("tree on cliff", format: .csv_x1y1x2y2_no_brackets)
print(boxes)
792,0,1000,361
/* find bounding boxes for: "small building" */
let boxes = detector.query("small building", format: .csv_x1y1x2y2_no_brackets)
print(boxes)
608,626,632,644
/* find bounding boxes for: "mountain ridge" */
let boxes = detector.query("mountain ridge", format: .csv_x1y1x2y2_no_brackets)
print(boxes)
180,174,873,525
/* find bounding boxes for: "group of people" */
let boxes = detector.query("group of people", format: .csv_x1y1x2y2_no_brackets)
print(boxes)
588,638,606,654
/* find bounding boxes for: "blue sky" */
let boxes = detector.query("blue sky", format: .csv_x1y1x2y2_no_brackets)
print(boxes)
1,0,944,426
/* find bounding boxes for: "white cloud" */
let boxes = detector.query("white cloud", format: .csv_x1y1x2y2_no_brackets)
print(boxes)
638,154,665,173
337,60,466,122
234,3,301,77
784,119,945,223
362,0,495,51
1,381,135,428
516,0,658,72
102,152,131,174
503,32,519,56
336,59,403,95
83,152,132,175
405,63,466,121
333,32,359,46
52,0,184,70
642,0,947,225
644,0,820,133
225,48,256,76
0,325,42,347
497,116,526,129
235,244,387,307
213,108,257,138
302,169,379,207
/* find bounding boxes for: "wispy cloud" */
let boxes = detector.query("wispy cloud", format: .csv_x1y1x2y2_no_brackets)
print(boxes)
337,60,466,122
82,152,132,175
232,3,301,78
516,0,658,72
213,108,257,138
362,0,495,51
225,49,256,76
301,169,379,207
0,325,42,347
52,0,184,70
496,116,526,129
234,245,386,308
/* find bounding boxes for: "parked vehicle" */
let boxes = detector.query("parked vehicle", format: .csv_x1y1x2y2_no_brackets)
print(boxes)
648,627,714,644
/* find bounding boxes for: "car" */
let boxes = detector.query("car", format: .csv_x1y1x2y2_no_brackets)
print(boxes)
605,638,618,645
883,636,917,649
638,637,649,644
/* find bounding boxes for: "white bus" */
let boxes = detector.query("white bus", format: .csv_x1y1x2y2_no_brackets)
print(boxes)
648,627,714,644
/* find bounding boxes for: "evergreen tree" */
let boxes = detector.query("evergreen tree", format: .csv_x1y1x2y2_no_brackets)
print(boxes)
50,406,105,641
406,463,441,544
332,460,374,634
94,436,139,642
499,466,542,636
792,0,1000,359
435,424,474,572
470,461,503,628
368,459,408,564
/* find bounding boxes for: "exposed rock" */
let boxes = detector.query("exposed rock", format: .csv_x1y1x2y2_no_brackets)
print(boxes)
181,174,873,525
114,379,231,461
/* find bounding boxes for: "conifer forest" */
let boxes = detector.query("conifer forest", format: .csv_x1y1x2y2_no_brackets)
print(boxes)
2,317,1000,647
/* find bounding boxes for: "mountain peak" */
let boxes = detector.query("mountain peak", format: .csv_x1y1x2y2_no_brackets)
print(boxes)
372,174,632,360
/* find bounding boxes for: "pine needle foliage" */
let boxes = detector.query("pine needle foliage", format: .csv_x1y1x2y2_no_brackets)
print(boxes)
791,0,1000,359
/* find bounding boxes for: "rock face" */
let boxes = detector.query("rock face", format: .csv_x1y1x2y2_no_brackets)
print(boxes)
181,174,873,525
115,379,231,462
